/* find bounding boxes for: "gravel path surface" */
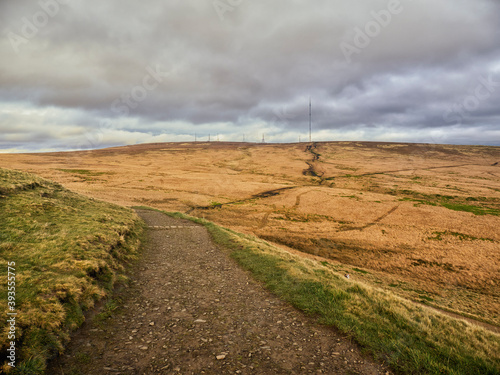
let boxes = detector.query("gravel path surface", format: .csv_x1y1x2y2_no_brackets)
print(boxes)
49,209,391,374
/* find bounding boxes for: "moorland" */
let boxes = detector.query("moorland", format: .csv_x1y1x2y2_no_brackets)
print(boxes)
1,141,499,328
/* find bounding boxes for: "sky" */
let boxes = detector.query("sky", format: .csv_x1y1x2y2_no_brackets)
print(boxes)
1,0,500,152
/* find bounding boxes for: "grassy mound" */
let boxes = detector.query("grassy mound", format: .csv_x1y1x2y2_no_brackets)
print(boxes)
156,209,500,375
0,168,144,374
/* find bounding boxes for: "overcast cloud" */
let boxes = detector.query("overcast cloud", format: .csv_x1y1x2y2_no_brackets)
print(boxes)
1,0,500,152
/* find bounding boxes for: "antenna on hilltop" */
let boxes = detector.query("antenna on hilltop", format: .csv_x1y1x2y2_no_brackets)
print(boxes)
309,96,312,143
208,134,211,142
262,134,265,143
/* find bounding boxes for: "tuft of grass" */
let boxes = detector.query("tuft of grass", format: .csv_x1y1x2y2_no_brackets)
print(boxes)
150,208,500,375
352,267,370,274
0,168,144,374
440,202,500,216
395,190,500,216
428,231,495,242
56,169,109,176
341,195,359,200
93,298,122,326
74,352,91,364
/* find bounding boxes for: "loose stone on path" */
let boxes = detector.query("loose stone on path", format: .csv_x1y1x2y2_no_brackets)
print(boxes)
48,209,392,374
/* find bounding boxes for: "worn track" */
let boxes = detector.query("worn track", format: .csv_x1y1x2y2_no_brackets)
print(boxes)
48,209,391,375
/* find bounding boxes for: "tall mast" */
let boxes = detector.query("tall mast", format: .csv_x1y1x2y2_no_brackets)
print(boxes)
309,96,312,143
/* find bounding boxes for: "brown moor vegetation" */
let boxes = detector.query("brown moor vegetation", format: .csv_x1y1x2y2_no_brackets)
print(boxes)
1,141,499,329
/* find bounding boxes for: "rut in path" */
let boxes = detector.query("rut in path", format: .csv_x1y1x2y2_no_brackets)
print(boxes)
48,209,391,375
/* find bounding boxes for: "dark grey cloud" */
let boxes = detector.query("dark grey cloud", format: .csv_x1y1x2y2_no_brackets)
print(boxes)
1,0,500,152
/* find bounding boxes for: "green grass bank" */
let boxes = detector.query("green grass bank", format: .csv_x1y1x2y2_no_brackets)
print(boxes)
153,209,500,375
0,168,144,374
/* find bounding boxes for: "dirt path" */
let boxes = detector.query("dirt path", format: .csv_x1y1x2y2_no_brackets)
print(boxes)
48,209,391,375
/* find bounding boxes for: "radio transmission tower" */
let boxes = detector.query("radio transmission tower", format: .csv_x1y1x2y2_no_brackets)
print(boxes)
309,96,312,143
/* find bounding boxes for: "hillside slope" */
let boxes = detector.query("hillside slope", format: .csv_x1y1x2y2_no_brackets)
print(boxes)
1,141,498,327
0,142,500,328
0,168,143,373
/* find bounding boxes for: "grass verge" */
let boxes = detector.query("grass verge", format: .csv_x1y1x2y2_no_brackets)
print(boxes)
135,207,500,375
0,168,144,374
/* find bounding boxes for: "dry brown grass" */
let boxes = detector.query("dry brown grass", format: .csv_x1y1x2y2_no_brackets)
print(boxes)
1,141,499,327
